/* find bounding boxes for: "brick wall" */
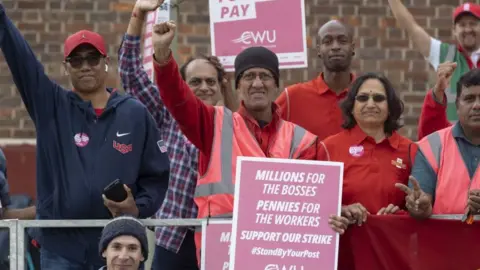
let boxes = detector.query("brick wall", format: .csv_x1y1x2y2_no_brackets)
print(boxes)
0,0,469,140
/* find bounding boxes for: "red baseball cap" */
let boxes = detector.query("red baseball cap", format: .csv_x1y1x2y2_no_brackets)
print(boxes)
63,30,107,59
453,3,480,23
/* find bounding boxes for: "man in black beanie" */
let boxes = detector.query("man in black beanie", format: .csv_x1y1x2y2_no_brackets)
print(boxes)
99,216,148,270
151,19,350,263
234,46,280,89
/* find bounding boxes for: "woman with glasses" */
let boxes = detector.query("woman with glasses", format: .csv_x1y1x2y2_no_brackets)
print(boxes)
320,73,417,270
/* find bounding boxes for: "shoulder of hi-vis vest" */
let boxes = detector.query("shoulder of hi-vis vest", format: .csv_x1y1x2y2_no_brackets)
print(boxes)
417,125,480,214
194,106,317,219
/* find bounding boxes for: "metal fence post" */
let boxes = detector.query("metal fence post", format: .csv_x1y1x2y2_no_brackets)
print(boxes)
16,221,25,270
0,220,17,270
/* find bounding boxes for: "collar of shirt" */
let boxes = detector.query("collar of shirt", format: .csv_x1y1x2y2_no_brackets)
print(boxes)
236,101,282,131
452,122,466,139
452,122,479,146
313,72,356,95
347,124,400,149
457,44,480,68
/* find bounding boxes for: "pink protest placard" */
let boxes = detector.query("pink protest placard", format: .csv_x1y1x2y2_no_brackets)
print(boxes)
208,0,308,71
229,157,343,270
200,220,233,270
142,1,171,80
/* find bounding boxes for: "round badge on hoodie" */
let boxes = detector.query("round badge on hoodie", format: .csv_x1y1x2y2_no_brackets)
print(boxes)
74,133,89,147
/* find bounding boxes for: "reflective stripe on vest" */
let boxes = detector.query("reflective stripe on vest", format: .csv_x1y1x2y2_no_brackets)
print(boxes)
194,108,312,198
194,109,234,198
418,126,480,214
289,125,306,159
419,131,442,173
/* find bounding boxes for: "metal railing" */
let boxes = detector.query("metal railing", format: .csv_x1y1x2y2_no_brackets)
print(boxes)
10,218,205,270
3,215,480,270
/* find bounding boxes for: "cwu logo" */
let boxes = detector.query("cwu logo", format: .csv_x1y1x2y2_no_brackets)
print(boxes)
264,264,305,270
232,30,277,45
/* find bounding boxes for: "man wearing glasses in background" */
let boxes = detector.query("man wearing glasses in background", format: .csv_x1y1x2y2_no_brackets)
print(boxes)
0,4,170,269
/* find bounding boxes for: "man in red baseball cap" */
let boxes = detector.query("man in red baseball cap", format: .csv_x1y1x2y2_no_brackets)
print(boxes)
0,3,171,269
387,1,480,138
63,29,110,103
452,3,480,52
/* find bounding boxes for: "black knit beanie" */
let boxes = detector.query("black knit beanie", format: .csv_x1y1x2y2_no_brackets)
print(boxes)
99,216,148,260
234,46,280,88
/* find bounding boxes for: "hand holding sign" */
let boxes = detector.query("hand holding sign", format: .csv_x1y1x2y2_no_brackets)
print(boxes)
395,176,432,219
152,21,176,63
433,61,457,102
135,0,165,12
328,215,349,235
341,203,369,226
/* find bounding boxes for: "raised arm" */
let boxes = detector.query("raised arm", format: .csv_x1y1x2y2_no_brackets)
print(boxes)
152,21,215,155
119,1,167,127
0,4,58,125
418,91,451,140
417,62,454,139
387,0,433,58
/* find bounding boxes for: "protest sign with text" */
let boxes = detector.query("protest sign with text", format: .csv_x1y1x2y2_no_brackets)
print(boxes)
200,219,233,270
142,0,171,80
208,0,308,71
229,157,343,270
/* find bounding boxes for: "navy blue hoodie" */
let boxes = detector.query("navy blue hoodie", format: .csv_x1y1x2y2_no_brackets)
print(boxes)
0,5,170,265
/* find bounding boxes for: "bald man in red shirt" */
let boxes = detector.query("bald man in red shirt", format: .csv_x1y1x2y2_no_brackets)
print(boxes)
277,20,355,139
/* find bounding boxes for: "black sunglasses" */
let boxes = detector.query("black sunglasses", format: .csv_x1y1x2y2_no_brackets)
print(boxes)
66,54,103,69
355,94,387,103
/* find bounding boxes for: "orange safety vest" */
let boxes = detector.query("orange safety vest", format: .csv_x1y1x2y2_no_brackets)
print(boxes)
194,106,317,262
418,126,480,214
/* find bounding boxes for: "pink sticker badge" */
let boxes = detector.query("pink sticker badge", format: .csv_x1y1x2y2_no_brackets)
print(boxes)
349,145,364,157
74,133,89,147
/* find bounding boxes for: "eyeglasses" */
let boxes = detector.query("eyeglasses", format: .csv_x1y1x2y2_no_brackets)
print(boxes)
66,54,103,69
241,72,274,82
355,94,387,103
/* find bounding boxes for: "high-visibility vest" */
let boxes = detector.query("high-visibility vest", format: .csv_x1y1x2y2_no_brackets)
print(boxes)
194,106,317,262
418,126,480,214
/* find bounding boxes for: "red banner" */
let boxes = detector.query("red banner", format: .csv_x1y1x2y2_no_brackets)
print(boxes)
348,215,480,270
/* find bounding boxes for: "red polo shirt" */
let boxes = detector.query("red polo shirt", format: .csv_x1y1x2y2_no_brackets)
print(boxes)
276,73,354,140
318,125,416,211
318,125,417,270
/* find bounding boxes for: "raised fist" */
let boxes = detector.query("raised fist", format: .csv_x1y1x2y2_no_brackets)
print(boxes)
152,21,176,63
434,61,457,98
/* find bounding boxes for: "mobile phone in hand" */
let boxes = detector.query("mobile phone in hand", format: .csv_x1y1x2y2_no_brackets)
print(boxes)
103,179,128,202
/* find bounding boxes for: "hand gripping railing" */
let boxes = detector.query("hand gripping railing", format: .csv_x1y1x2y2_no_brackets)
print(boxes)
5,215,480,270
